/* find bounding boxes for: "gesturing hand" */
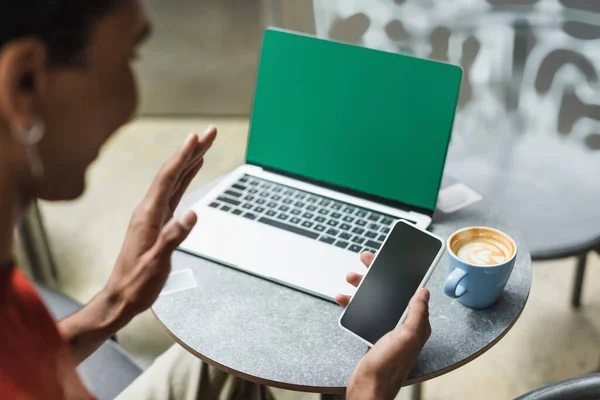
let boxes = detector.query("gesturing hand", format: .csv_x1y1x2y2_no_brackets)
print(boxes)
104,126,217,318
336,251,432,400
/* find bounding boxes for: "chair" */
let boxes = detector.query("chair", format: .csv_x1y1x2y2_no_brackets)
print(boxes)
36,284,143,400
16,202,58,284
514,373,600,400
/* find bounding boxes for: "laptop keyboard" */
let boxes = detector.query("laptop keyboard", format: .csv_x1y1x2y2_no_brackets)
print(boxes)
208,175,416,254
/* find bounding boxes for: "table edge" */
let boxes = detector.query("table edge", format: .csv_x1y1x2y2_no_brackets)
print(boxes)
405,290,529,385
151,309,345,394
152,290,529,393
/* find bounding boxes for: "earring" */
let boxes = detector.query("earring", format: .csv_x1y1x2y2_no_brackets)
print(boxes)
11,118,45,178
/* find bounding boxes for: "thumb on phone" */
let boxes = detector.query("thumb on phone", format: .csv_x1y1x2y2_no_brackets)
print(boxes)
401,288,431,341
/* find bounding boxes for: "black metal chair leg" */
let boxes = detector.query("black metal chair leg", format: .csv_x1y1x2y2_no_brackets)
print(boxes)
572,252,588,309
411,382,423,400
321,383,422,399
320,394,345,400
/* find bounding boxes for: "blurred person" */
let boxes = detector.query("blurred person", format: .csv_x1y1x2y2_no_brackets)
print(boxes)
0,1,431,399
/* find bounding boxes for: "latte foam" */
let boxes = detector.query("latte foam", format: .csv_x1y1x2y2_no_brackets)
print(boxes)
449,227,515,267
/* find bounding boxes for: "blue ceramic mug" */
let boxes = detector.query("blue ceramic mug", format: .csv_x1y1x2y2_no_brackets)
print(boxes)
443,226,517,309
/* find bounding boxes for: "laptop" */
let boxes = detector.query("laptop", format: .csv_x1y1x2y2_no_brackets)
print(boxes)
179,28,462,301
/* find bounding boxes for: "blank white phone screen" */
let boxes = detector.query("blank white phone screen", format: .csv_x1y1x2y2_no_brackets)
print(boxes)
340,222,442,345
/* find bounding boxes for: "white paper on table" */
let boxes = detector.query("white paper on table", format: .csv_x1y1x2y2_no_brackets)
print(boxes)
437,183,483,214
160,269,198,296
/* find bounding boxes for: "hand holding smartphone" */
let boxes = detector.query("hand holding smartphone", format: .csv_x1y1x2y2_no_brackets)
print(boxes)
339,220,445,346
345,287,431,400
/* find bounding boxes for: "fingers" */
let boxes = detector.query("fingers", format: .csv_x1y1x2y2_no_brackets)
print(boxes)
336,252,373,307
335,294,351,308
336,252,375,308
168,126,216,206
360,251,375,268
189,126,217,161
402,288,431,340
171,148,205,192
152,210,198,259
156,133,199,192
337,270,366,306
177,152,204,181
146,126,217,207
346,272,363,287
170,152,205,204
336,272,364,307
170,159,205,212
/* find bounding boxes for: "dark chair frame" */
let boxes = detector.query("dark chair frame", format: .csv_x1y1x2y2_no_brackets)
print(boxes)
514,373,600,400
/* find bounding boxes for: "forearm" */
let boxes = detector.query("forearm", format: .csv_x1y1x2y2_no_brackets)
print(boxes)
57,288,132,364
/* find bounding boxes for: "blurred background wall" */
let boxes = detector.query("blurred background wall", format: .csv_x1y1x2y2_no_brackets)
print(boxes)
135,0,273,115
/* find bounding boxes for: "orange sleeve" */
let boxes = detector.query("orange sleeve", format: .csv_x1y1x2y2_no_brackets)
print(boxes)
0,266,94,400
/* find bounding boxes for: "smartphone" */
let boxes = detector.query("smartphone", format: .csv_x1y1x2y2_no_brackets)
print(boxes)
338,220,445,347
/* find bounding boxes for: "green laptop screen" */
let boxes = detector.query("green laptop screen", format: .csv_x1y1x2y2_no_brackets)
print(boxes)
246,29,462,212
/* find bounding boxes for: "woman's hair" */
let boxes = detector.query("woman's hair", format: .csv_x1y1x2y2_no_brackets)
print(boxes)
0,0,119,66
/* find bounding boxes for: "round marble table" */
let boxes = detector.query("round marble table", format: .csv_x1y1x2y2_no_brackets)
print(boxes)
152,176,532,394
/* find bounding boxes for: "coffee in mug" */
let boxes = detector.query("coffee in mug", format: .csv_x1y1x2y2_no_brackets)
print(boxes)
450,227,516,267
444,227,517,309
